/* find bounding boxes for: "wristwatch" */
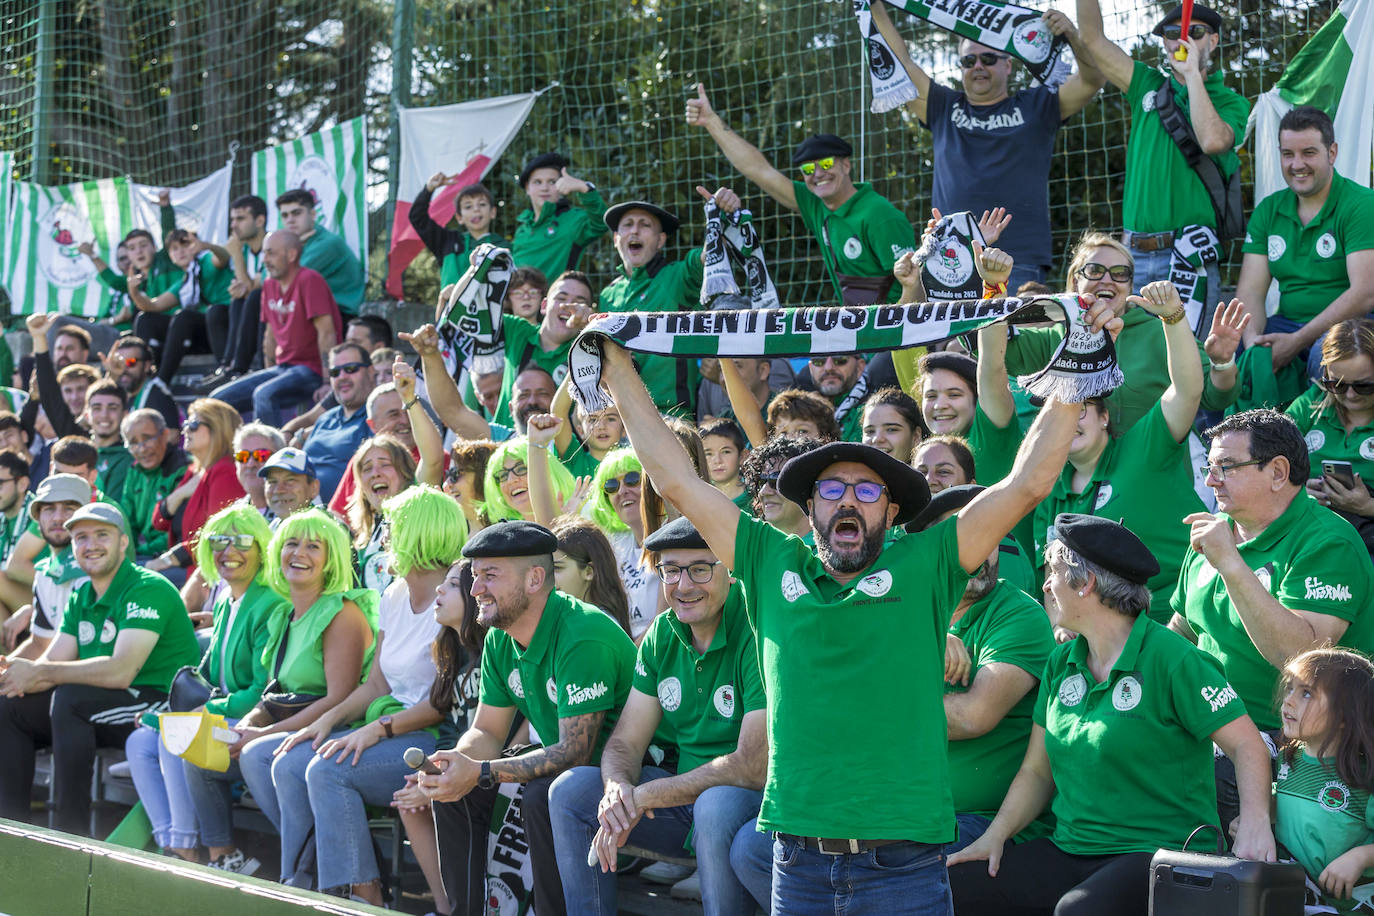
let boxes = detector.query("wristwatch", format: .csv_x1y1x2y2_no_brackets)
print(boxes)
379,715,394,739
478,760,496,790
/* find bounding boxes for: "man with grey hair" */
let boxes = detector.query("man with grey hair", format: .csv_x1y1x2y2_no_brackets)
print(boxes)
303,341,375,502
0,501,199,835
116,408,190,562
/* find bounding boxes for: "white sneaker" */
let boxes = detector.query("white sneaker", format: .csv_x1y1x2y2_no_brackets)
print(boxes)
670,869,702,901
640,860,694,884
107,761,131,778
208,849,260,876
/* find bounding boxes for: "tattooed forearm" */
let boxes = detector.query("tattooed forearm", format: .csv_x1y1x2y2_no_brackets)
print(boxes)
492,711,604,783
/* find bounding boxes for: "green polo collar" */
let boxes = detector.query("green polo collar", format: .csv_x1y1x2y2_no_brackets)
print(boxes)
664,586,743,656
1065,609,1151,677
614,251,670,283
92,559,139,611
1274,169,1353,229
517,590,571,663
827,182,877,219
1226,489,1312,553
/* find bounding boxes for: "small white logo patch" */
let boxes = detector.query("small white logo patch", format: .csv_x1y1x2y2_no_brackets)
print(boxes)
1316,233,1337,258
1255,566,1273,592
1112,675,1143,711
546,677,558,703
1058,673,1088,707
926,238,974,288
507,669,524,699
713,684,736,718
1304,430,1326,452
1094,483,1114,511
78,620,96,645
842,237,863,260
100,619,118,644
1195,558,1218,588
1361,437,1374,461
658,676,683,712
124,602,160,621
1268,235,1287,261
856,569,893,597
1011,18,1053,62
1142,90,1157,112
780,571,809,603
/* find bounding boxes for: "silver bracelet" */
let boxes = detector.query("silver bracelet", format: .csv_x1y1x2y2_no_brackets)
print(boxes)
1210,356,1236,372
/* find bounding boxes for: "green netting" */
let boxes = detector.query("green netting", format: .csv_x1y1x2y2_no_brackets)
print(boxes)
0,0,1335,313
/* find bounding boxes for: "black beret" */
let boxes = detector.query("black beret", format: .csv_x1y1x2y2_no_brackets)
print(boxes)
1152,3,1223,35
603,200,680,235
517,152,569,188
642,516,709,553
461,520,558,559
778,442,930,526
790,134,853,166
907,484,985,533
919,351,978,397
1051,513,1160,585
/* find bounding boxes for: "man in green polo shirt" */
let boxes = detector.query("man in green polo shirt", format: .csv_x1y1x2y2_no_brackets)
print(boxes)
1075,0,1249,294
275,188,366,315
687,86,915,305
1238,106,1374,378
548,515,766,914
0,501,198,835
117,408,191,561
417,520,636,916
599,199,707,416
1170,408,1374,829
598,313,1102,912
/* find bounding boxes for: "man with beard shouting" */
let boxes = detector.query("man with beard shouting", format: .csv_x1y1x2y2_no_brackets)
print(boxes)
596,311,1110,913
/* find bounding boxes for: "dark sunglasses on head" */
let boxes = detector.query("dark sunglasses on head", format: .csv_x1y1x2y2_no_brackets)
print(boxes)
206,533,255,551
814,478,887,503
960,51,1009,68
1320,374,1374,396
235,449,273,464
328,362,368,379
1161,23,1212,40
799,157,836,177
602,471,642,495
810,355,853,368
1077,262,1134,282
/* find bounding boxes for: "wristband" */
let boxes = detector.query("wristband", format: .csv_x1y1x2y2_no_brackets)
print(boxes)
1161,306,1187,326
982,281,1008,298
528,441,550,450
1210,356,1236,372
402,397,419,410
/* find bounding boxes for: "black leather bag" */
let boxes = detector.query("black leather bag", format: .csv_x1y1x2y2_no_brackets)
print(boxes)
1149,825,1306,916
168,665,220,713
258,679,324,724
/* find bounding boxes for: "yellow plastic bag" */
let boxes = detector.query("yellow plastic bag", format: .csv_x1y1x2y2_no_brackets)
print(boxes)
159,711,238,772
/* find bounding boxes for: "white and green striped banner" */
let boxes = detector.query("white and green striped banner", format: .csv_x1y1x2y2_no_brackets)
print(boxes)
1,175,137,317
251,116,369,276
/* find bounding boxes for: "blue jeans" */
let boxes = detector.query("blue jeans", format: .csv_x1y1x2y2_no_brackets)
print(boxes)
295,731,437,890
548,765,762,916
731,818,774,912
181,718,243,848
239,730,337,887
126,724,200,849
1260,314,1326,382
211,363,322,427
948,814,992,855
771,834,953,916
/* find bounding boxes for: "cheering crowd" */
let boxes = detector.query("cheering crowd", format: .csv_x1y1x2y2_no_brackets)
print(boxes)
1,0,1373,914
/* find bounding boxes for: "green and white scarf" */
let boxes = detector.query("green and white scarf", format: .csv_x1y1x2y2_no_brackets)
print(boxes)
857,0,1072,115
435,242,513,378
700,201,780,309
570,295,1123,413
1171,224,1221,338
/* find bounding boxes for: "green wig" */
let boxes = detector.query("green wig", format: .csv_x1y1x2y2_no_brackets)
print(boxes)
265,507,356,598
587,447,643,535
382,484,469,578
483,438,575,522
195,503,274,585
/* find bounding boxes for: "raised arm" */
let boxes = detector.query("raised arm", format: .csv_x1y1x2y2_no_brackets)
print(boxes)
601,339,741,567
1044,8,1107,119
1172,40,1234,155
867,1,932,121
719,357,769,448
400,325,494,441
1074,0,1135,91
686,84,798,211
525,414,563,527
392,358,443,487
1129,281,1205,441
973,244,1017,429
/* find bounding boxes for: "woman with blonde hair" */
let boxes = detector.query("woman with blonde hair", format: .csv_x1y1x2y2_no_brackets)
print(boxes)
150,396,245,581
344,433,417,592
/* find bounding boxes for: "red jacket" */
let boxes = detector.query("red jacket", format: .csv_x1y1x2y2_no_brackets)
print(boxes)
153,455,246,567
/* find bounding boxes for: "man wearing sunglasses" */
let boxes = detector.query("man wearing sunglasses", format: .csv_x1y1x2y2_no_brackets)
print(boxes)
210,229,343,427
108,337,180,432
1168,408,1374,833
1236,106,1374,380
687,86,914,306
302,342,376,503
1075,0,1249,292
549,515,766,914
598,324,1101,913
868,3,1103,288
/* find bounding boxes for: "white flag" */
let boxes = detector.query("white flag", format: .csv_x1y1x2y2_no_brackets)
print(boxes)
131,161,234,243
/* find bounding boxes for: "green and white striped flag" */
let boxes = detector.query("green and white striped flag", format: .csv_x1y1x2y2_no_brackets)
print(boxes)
1,175,137,317
1249,0,1373,199
251,116,369,274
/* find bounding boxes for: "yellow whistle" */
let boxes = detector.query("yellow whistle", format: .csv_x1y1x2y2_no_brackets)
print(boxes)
1174,47,1188,61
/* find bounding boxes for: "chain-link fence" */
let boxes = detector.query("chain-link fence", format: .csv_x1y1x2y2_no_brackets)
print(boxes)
0,0,1337,313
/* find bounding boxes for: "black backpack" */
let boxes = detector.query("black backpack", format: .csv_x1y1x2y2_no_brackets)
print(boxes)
1154,80,1246,241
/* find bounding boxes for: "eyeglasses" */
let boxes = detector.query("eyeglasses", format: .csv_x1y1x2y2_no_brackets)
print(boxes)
814,478,887,503
1161,23,1212,40
809,356,853,368
235,449,273,464
603,470,642,494
494,463,528,483
959,51,1009,68
0,477,17,486
508,288,543,300
328,362,368,379
1200,458,1267,481
206,533,255,551
656,560,723,585
184,418,203,433
799,157,836,177
1077,262,1134,282
1319,374,1374,397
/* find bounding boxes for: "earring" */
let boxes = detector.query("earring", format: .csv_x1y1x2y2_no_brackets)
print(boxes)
1077,590,1084,597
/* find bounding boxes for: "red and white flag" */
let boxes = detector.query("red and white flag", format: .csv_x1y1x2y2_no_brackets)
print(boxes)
387,91,544,298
